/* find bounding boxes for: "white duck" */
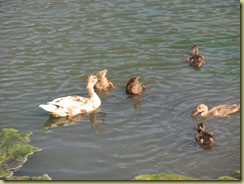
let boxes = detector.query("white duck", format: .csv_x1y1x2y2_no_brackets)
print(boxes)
39,74,101,117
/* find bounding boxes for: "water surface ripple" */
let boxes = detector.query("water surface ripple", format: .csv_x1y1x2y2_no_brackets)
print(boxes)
0,0,240,180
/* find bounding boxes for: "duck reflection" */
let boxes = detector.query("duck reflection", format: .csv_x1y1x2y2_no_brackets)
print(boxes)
133,98,142,109
43,108,107,134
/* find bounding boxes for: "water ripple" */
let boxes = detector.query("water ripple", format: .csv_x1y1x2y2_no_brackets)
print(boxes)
0,0,240,180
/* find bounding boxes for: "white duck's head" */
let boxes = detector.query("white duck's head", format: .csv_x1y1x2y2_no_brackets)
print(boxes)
87,74,98,86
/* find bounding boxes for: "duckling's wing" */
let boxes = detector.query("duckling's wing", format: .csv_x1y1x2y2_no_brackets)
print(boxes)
200,54,205,62
209,133,215,140
187,56,194,63
201,132,215,148
210,104,240,116
195,134,202,143
188,55,198,66
188,54,205,67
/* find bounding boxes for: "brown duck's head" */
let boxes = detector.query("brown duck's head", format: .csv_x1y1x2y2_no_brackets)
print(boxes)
87,74,98,86
96,69,108,79
190,44,199,55
197,123,206,133
130,75,140,83
192,104,208,116
190,44,197,50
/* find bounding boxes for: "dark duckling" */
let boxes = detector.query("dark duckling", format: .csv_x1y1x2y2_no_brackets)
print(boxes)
187,44,205,68
196,123,215,149
94,69,116,91
125,75,146,96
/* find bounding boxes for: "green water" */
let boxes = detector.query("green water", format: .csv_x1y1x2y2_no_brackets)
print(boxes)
0,0,240,180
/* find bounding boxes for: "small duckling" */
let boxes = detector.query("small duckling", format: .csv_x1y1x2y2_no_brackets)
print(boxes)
125,75,146,96
192,104,240,118
94,69,116,91
187,44,205,68
196,123,215,149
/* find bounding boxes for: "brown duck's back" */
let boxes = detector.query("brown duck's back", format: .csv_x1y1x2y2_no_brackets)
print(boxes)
126,76,143,95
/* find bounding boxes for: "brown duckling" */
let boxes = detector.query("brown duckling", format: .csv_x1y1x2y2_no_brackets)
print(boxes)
192,104,240,118
196,123,215,149
125,75,146,96
94,69,116,91
187,44,205,68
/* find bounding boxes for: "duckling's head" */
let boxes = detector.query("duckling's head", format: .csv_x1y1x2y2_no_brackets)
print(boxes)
87,74,98,86
190,44,197,49
197,123,206,133
190,44,199,55
192,104,208,117
96,69,108,79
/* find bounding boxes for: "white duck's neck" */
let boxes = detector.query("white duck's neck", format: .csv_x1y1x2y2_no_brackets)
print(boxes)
87,84,99,100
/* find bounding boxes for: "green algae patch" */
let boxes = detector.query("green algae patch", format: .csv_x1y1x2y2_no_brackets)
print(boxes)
7,174,51,180
134,173,197,180
217,176,238,180
0,128,41,179
134,170,241,181
217,170,240,180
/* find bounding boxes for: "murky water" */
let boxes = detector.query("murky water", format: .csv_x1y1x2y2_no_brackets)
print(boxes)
0,0,240,180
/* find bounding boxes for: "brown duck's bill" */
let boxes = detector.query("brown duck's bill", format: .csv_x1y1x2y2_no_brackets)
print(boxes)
192,110,199,116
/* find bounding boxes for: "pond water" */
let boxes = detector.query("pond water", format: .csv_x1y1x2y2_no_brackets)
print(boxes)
0,0,240,180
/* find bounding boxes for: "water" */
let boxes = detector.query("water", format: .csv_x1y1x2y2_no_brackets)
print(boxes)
0,0,240,180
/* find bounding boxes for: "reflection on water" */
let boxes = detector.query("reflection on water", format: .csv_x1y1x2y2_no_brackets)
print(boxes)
43,115,87,130
43,108,108,134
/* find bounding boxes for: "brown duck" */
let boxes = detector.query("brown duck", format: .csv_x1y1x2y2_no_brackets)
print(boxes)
196,123,215,149
192,104,240,118
94,69,116,91
125,75,146,96
187,44,205,68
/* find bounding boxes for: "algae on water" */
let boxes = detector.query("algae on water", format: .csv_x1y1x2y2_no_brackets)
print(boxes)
0,128,51,180
7,174,51,180
134,173,197,180
134,171,240,181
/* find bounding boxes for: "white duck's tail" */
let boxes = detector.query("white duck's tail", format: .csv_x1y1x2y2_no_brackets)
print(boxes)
39,104,57,113
39,104,68,117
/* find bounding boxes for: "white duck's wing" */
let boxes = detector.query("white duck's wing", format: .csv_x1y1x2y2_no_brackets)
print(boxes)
50,95,91,114
40,95,90,117
50,96,87,108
